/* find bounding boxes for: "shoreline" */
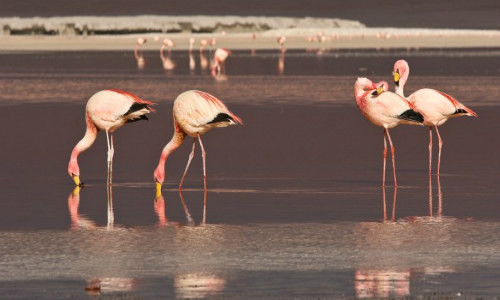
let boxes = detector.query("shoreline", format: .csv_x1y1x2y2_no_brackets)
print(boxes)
1,29,500,51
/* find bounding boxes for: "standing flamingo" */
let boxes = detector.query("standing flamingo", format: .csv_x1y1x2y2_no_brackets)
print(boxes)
277,36,286,53
392,60,478,174
211,48,231,76
199,39,208,54
153,90,242,192
68,90,155,186
160,38,175,56
354,78,424,186
189,38,195,54
135,37,147,56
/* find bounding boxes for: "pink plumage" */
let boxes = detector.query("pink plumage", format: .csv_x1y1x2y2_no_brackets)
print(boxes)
154,90,242,191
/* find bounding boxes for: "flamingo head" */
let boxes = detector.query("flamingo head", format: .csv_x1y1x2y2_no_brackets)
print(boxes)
393,59,409,86
68,160,82,186
355,77,376,91
154,165,165,189
372,80,389,96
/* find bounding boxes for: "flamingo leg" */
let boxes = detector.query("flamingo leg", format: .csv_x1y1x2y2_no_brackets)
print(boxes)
384,128,397,187
382,186,387,221
391,186,397,221
429,126,433,175
106,130,113,185
197,134,207,192
435,126,443,175
179,137,197,191
383,131,388,187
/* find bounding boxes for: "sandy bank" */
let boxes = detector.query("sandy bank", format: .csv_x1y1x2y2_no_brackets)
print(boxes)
1,29,499,51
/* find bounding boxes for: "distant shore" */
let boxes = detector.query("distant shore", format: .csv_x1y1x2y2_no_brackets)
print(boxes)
1,29,500,51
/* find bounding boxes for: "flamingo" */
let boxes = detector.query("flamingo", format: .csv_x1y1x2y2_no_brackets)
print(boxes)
209,37,216,52
392,60,478,175
135,37,147,56
68,90,155,186
200,39,208,54
153,90,242,192
189,38,195,54
160,38,175,56
211,48,231,76
354,78,424,186
277,36,286,53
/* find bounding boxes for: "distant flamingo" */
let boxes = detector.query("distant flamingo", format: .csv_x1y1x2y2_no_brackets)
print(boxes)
153,90,242,192
277,36,286,52
211,48,231,76
135,37,147,56
200,39,208,54
354,78,424,186
160,38,175,56
209,37,216,52
68,90,155,186
392,60,478,174
189,38,195,54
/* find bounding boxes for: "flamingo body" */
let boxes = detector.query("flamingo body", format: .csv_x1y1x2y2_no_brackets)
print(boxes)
154,90,242,189
393,59,477,174
68,90,155,185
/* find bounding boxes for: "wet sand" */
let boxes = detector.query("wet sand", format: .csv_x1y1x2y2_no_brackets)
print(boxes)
0,49,499,298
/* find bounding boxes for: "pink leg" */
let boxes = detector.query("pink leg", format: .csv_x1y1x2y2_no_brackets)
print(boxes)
385,129,397,187
429,126,433,175
197,134,207,192
382,186,387,221
435,126,443,175
179,137,197,191
391,186,398,221
383,131,388,187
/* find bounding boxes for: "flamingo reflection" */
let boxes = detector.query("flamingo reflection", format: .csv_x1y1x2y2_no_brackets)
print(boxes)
355,269,410,298
67,185,115,230
174,273,226,299
278,52,285,75
200,52,209,72
189,53,196,74
134,51,146,70
160,52,176,71
85,277,137,296
155,189,206,226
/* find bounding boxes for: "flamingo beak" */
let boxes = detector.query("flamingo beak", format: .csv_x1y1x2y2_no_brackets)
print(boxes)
393,71,401,84
72,175,81,186
377,85,385,95
155,181,162,198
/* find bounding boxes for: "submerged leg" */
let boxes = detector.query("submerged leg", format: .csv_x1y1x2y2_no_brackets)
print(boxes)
435,126,443,175
179,137,197,191
385,128,397,187
429,126,433,175
383,131,388,187
197,134,207,192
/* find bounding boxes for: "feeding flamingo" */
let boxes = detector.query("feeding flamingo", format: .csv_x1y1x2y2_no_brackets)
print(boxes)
68,90,155,186
160,38,175,56
277,36,286,52
392,60,478,175
354,78,424,186
153,90,242,192
200,39,208,54
211,48,231,76
135,37,147,56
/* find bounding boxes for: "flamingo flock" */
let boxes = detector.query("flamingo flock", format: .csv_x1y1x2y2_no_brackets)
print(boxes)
69,37,478,193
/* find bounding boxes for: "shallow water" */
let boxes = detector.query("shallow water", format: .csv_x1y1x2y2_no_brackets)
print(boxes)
0,49,499,299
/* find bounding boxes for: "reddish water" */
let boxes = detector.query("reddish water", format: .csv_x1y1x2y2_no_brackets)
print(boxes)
0,49,499,299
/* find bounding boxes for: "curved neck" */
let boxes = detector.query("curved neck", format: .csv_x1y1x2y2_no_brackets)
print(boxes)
156,121,186,172
70,114,98,163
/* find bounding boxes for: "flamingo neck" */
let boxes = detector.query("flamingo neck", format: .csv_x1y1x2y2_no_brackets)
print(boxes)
395,70,409,97
70,115,98,166
156,121,186,180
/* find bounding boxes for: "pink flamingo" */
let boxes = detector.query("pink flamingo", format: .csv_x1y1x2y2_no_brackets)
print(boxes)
354,78,424,186
211,48,231,76
199,39,208,54
277,36,286,52
392,60,478,175
160,38,175,56
68,90,155,186
189,38,195,54
209,37,217,51
135,37,147,56
153,90,242,192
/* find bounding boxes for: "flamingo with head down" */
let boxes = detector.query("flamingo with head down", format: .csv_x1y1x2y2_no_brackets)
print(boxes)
392,60,478,175
160,38,175,56
211,48,231,76
68,90,155,186
354,78,424,186
154,90,242,192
